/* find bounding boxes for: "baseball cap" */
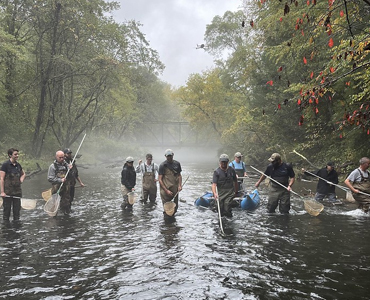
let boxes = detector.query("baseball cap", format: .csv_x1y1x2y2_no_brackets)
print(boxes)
234,152,243,158
326,161,334,167
63,148,72,154
164,149,174,156
219,153,229,162
126,156,134,162
268,153,281,162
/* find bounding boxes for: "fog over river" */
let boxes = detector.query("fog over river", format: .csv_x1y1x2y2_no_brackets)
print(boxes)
0,156,369,299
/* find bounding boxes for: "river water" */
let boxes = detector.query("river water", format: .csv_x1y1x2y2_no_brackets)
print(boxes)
0,161,369,299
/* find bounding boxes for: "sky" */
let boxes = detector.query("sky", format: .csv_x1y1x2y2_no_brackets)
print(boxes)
112,0,242,87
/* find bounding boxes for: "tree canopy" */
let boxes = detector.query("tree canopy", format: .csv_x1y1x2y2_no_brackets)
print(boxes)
173,0,370,168
1,0,369,169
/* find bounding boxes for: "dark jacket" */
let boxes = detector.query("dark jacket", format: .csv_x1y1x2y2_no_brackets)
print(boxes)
121,163,136,190
307,167,339,194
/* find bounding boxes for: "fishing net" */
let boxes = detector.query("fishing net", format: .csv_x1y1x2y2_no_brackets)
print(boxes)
346,191,356,203
21,199,37,210
304,199,324,217
163,201,176,216
42,188,52,201
44,193,60,217
127,192,137,205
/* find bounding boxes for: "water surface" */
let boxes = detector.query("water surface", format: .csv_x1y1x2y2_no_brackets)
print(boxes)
0,162,369,299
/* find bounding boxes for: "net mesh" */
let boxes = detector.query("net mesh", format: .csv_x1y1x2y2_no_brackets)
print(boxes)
164,201,176,216
346,191,356,203
42,188,52,201
304,199,324,216
127,192,137,205
44,194,60,216
21,199,37,210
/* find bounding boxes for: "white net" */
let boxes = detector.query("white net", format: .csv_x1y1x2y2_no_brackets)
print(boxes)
21,199,37,210
44,194,60,216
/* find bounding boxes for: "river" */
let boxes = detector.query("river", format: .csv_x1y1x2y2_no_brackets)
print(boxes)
0,160,369,299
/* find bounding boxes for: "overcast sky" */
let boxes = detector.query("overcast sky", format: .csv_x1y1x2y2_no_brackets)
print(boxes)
112,0,242,87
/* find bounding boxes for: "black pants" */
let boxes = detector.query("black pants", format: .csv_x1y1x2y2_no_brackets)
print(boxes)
3,197,21,221
70,185,75,203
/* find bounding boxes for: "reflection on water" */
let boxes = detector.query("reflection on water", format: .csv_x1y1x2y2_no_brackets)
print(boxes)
0,162,369,299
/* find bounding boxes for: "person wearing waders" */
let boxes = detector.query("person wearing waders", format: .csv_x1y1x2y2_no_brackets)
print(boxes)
64,148,85,212
121,156,136,211
158,149,182,218
255,153,295,214
135,153,159,203
229,151,248,194
302,161,339,203
211,154,238,217
48,150,71,215
0,148,26,222
344,157,370,213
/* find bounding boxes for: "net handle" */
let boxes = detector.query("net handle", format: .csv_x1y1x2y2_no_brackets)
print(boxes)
57,133,87,194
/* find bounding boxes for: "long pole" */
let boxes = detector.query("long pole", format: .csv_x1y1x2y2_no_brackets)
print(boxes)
303,170,349,192
292,150,320,169
250,165,303,198
251,165,325,216
304,170,370,198
215,186,225,235
57,133,87,194
169,175,189,202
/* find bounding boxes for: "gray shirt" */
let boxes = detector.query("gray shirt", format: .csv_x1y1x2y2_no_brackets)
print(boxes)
346,168,369,183
47,161,69,184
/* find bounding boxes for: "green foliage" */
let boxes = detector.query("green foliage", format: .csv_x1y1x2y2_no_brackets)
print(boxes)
0,0,168,159
175,1,370,166
174,69,243,144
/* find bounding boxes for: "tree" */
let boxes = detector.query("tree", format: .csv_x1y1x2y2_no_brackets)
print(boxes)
174,69,243,144
0,0,165,157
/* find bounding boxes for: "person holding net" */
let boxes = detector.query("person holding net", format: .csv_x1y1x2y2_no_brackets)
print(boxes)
0,148,26,222
47,150,71,215
64,148,85,212
135,153,159,204
121,156,136,211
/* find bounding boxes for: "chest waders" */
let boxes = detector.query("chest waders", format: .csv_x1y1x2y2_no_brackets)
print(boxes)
3,164,22,221
160,167,179,214
51,163,71,213
4,168,22,197
217,170,235,216
142,164,157,202
352,170,370,211
268,175,290,214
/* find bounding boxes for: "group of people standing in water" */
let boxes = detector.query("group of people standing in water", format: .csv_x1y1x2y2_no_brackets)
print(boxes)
1,145,370,222
120,149,183,218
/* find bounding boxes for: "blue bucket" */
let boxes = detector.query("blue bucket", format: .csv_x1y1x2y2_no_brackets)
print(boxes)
194,192,214,207
241,189,260,211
